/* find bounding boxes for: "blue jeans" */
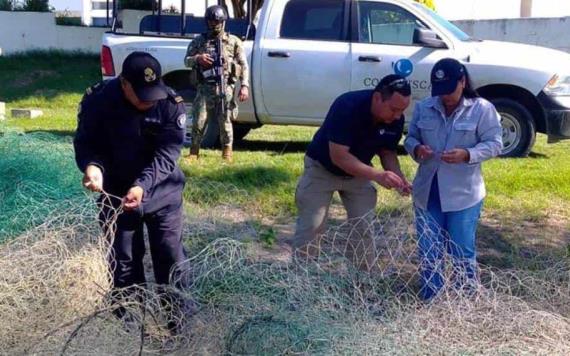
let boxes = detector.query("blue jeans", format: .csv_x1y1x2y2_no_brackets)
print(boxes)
415,177,483,301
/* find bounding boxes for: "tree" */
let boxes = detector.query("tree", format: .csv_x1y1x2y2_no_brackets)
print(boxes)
164,4,179,14
0,0,13,11
414,0,436,11
22,0,50,12
121,0,154,10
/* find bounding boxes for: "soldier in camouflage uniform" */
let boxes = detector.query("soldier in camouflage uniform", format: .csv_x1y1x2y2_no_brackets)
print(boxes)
184,5,250,163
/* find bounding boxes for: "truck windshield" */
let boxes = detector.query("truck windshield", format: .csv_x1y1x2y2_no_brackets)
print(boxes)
412,3,472,42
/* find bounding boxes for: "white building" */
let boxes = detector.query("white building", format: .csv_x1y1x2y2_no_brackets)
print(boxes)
81,0,114,27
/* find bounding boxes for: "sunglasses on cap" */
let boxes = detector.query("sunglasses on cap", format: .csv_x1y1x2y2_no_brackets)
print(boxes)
386,78,411,96
388,78,410,88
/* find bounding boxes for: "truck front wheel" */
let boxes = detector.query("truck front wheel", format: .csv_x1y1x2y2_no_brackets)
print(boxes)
491,98,536,157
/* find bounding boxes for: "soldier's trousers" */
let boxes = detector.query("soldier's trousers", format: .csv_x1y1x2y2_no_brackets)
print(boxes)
98,195,188,290
192,84,237,148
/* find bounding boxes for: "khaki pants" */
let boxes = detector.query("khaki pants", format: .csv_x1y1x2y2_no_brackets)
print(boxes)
293,156,377,270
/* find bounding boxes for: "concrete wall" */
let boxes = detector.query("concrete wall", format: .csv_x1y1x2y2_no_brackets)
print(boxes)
0,11,107,55
453,17,570,53
437,0,570,21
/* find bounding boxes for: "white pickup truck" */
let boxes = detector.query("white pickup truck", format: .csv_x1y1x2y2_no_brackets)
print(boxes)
102,0,570,157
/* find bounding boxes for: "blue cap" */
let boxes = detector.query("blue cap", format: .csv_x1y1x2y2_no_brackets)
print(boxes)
430,58,465,97
121,52,168,102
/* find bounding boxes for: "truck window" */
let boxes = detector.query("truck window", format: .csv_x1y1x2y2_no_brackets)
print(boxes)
280,0,345,41
358,2,427,46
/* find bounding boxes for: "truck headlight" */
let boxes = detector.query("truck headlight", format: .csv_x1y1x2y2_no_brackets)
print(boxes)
544,74,570,96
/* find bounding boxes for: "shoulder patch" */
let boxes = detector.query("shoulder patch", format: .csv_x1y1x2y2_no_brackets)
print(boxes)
85,81,104,96
176,114,187,129
166,87,184,104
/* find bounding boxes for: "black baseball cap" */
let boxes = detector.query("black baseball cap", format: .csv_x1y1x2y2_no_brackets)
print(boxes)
430,58,465,97
121,52,168,102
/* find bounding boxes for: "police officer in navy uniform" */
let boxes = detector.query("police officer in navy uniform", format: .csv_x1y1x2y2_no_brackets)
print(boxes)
74,52,191,332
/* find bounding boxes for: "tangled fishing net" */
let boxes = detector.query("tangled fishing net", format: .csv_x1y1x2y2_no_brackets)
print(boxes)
1,129,569,355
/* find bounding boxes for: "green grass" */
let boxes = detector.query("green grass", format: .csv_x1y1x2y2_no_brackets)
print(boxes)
0,50,100,135
2,51,569,262
486,145,570,219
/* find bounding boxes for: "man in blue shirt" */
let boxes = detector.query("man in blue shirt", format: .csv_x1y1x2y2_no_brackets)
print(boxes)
294,74,413,271
74,52,191,333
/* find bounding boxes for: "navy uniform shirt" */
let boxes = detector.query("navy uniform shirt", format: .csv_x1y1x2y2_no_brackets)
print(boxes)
306,90,404,176
74,78,186,211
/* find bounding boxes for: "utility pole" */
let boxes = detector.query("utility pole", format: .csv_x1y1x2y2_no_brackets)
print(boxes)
520,0,532,18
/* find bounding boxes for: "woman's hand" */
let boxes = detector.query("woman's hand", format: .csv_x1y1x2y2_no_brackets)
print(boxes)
414,145,434,160
441,149,470,163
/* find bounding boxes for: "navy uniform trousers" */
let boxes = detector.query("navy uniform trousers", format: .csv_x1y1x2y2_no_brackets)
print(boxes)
99,194,194,332
99,194,188,289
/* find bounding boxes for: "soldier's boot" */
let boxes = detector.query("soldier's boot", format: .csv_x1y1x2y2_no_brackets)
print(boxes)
222,146,233,163
186,145,200,162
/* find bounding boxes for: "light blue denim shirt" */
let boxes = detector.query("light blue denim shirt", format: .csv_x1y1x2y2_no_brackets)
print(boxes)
404,96,503,212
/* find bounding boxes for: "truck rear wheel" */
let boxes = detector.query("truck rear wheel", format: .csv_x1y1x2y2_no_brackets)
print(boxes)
491,98,536,157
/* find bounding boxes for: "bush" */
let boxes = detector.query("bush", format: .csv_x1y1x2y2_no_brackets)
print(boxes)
55,9,83,26
121,0,154,10
55,16,82,26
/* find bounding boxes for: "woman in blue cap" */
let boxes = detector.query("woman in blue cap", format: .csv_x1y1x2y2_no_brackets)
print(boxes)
404,58,503,301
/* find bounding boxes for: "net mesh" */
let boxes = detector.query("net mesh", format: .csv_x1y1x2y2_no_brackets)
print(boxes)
1,129,569,355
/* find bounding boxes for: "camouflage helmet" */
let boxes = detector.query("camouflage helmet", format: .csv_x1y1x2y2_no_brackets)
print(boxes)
205,5,228,22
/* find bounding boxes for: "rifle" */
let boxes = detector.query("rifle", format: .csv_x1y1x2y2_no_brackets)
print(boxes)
201,36,227,119
211,36,226,115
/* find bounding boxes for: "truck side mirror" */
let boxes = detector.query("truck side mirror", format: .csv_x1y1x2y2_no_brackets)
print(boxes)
414,28,447,49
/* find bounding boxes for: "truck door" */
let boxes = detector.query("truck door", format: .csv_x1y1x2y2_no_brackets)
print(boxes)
350,1,453,110
259,0,351,125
